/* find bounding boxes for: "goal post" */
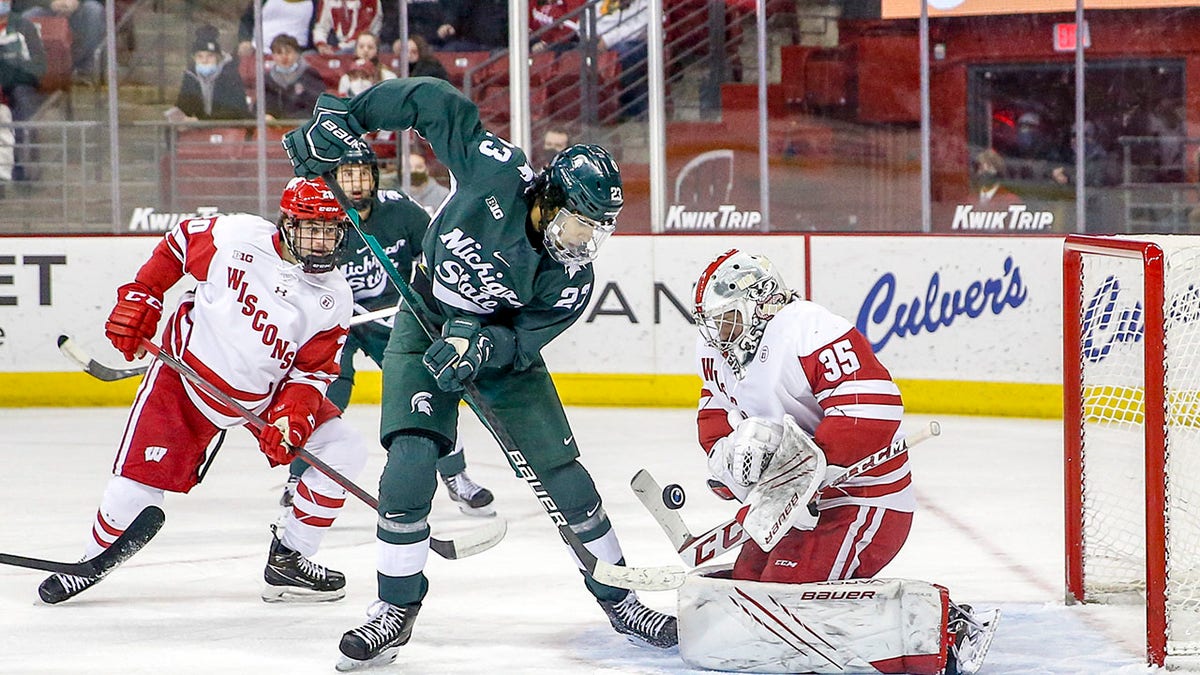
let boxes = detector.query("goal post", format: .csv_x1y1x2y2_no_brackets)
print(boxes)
1063,234,1200,667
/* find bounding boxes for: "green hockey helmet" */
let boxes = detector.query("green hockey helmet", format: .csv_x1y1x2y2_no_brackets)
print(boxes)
540,144,622,266
334,143,379,211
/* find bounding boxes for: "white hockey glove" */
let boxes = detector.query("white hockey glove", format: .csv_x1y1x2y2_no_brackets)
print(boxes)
707,417,784,504
743,415,828,552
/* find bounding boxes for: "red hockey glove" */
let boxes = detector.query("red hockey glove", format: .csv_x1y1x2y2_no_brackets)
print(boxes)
105,282,163,361
256,386,319,467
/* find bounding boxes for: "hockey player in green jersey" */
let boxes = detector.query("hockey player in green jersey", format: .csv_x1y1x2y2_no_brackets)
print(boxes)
284,79,677,670
279,145,496,517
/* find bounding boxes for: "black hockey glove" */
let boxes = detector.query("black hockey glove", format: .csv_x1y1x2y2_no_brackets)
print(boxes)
282,93,368,178
422,317,515,392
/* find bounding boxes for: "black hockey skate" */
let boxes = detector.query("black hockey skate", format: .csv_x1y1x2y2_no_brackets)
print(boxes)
38,570,102,604
336,601,421,671
441,470,496,517
945,602,1000,675
261,534,345,603
599,591,678,648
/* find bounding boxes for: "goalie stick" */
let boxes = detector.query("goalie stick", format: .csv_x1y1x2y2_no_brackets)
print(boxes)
58,306,399,383
0,505,165,576
139,339,505,561
321,173,684,591
632,421,941,567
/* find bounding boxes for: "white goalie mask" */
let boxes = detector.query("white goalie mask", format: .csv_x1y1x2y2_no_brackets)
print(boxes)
693,249,793,378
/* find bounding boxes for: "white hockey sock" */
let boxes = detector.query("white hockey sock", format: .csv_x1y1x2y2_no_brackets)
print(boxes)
83,475,165,559
281,475,345,557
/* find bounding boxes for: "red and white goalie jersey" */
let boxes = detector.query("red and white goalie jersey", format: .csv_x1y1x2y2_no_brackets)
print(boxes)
136,213,351,427
696,300,914,514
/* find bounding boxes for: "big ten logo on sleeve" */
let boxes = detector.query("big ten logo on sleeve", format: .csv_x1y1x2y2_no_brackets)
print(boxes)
0,254,67,307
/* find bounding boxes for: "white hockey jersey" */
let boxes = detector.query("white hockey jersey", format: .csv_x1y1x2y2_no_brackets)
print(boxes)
696,300,914,513
137,213,351,427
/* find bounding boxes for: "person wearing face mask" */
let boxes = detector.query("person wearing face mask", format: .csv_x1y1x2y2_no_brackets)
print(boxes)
263,33,324,119
175,25,251,121
336,32,395,98
0,0,45,183
971,149,1021,212
399,152,448,215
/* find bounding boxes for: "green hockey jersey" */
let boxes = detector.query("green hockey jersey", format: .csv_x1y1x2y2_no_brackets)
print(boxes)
348,77,595,369
340,188,429,313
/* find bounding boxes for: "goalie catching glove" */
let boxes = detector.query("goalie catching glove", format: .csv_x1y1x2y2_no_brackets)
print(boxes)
282,93,369,179
422,317,516,392
105,281,163,361
256,385,321,467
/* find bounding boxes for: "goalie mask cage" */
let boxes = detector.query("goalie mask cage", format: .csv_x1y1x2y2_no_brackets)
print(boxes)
1063,234,1200,667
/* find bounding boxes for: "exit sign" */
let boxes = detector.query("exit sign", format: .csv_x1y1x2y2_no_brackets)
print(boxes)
1054,22,1091,52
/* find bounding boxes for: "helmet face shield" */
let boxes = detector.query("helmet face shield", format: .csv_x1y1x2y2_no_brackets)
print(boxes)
282,218,348,273
693,249,791,377
543,207,615,267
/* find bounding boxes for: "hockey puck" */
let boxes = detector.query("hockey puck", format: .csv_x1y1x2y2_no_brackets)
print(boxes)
662,484,686,510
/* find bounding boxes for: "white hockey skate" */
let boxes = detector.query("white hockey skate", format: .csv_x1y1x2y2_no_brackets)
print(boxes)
946,602,1000,675
441,470,496,517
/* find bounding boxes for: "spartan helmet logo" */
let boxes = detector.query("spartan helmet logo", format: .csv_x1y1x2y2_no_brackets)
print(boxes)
410,392,433,416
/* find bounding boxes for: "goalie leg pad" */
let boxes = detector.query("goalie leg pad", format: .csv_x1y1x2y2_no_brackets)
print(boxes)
678,569,951,674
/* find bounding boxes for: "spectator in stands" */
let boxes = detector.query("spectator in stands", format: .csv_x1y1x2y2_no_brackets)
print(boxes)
175,25,251,121
402,152,448,215
596,0,649,120
971,149,1022,211
530,0,582,54
391,35,448,81
19,0,103,79
336,32,396,97
263,33,324,119
237,0,318,56
533,125,570,169
438,0,508,52
379,0,450,51
313,0,381,55
0,0,46,182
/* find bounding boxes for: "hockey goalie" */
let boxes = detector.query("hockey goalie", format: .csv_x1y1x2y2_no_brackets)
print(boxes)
681,249,998,674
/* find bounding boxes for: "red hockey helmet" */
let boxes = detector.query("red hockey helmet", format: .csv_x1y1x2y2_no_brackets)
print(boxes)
278,177,350,273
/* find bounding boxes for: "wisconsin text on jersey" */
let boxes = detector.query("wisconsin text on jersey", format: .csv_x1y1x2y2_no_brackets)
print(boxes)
951,204,1054,230
433,227,523,312
226,267,298,369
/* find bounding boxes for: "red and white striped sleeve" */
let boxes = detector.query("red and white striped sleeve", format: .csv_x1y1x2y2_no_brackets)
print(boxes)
282,324,348,398
798,325,904,469
135,215,222,294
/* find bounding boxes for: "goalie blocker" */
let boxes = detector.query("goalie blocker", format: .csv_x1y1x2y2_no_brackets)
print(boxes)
679,569,973,674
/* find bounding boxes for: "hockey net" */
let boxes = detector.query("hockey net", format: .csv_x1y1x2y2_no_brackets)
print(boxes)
1063,234,1200,666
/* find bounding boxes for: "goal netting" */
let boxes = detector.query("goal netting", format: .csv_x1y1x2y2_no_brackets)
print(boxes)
1063,234,1200,666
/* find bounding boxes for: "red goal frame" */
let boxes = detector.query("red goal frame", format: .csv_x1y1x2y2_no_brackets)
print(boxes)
1062,234,1167,666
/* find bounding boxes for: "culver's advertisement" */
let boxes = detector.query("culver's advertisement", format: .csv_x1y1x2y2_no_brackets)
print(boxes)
545,234,1065,384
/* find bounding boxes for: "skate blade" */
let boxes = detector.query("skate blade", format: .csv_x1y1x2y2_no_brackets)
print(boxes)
335,647,399,672
261,585,346,603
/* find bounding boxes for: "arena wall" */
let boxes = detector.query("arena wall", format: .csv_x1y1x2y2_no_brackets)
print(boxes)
0,233,1065,417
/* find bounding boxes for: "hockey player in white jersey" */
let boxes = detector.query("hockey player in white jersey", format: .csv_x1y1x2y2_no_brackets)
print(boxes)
38,177,369,605
681,249,997,674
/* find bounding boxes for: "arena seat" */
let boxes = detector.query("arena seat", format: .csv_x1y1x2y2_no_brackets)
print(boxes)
162,127,256,212
303,53,353,89
27,16,71,93
434,51,491,90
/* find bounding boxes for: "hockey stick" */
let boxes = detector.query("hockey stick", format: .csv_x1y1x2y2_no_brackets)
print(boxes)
59,304,399,383
138,339,504,561
0,505,165,575
322,173,684,591
632,421,941,567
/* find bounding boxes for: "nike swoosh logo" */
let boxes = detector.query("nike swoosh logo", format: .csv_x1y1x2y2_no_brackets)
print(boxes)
585,503,601,518
494,251,510,266
563,436,573,445
383,511,407,519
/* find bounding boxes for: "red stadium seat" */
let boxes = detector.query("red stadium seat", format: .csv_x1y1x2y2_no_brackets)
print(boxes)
27,16,71,93
303,53,353,89
434,51,491,90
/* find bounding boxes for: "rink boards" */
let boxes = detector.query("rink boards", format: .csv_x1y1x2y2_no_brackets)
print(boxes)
0,233,1065,416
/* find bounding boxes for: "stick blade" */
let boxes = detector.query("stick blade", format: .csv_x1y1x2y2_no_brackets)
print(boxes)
87,505,166,577
429,518,507,560
57,334,148,382
591,559,686,591
631,470,693,550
